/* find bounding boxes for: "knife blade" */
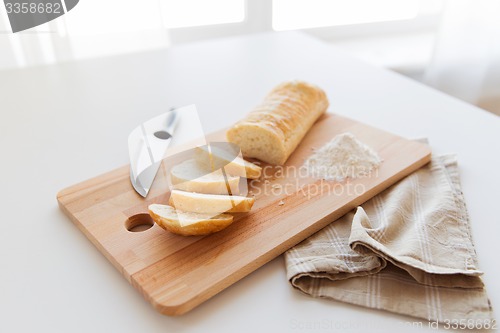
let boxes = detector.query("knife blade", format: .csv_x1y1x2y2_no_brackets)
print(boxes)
128,109,179,197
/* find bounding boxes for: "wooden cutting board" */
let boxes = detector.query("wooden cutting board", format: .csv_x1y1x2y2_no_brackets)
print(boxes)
57,114,431,316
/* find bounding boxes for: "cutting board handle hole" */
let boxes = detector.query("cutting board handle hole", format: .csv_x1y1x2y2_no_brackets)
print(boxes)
125,214,154,232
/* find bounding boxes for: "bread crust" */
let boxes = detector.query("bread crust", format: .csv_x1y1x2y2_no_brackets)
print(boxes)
227,81,329,165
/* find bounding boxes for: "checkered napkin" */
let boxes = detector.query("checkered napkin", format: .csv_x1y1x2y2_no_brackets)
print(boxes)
285,155,494,322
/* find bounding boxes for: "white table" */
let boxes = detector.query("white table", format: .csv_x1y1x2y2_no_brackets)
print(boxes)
1,32,498,333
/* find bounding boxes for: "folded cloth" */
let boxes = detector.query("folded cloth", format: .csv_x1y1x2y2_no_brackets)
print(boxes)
285,155,494,322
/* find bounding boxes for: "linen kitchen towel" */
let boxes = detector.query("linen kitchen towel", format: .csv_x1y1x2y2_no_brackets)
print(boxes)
285,154,494,323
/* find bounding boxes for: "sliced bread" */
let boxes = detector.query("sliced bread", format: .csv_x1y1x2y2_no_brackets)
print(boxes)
170,158,240,195
169,189,255,214
149,204,234,236
195,144,262,179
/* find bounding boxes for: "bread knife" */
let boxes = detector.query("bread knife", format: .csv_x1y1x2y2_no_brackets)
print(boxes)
128,108,179,197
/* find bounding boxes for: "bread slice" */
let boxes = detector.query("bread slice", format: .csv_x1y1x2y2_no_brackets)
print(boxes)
169,189,254,213
171,158,240,195
149,204,233,236
226,80,329,165
195,144,261,179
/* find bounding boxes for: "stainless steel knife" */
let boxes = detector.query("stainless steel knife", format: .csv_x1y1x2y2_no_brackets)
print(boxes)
128,109,179,197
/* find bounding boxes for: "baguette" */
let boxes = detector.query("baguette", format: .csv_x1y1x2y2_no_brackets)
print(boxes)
227,80,329,165
195,144,262,179
170,158,240,195
169,189,254,214
149,204,233,236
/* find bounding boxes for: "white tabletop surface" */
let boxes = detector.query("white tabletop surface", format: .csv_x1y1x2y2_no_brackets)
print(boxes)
0,32,498,333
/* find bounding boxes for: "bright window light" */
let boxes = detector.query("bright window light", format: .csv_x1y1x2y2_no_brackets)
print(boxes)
272,0,420,31
162,0,245,29
64,0,164,35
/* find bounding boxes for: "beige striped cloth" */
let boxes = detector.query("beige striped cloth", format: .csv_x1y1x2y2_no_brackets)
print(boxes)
285,154,494,322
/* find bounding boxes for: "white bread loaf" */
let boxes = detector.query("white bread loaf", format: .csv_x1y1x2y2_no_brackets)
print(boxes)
226,81,329,165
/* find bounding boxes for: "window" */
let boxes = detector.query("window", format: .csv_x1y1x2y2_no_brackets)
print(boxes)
63,0,246,35
272,0,444,31
0,0,445,69
162,0,245,28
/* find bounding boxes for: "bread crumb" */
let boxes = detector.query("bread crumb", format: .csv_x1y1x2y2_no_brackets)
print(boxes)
272,184,281,189
278,200,285,206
